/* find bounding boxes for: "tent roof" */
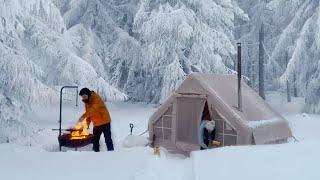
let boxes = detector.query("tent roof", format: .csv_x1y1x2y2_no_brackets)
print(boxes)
176,73,281,122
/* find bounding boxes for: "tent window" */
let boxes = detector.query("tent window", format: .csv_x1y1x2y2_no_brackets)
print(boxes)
210,106,237,146
225,123,232,131
214,119,237,146
153,106,173,140
163,115,172,128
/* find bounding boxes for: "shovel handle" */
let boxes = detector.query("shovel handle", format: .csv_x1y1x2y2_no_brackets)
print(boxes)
129,123,134,135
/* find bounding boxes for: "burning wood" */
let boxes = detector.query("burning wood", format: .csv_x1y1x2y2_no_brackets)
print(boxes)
70,120,90,140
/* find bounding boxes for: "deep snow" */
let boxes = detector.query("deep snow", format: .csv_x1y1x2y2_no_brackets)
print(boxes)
1,93,320,180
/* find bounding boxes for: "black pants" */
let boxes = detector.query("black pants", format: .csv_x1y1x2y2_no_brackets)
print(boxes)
200,129,216,150
92,123,114,152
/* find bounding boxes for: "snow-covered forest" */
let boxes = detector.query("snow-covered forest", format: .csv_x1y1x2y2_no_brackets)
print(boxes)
1,0,320,142
236,0,320,113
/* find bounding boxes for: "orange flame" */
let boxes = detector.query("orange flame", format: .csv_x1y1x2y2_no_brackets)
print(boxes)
70,120,90,140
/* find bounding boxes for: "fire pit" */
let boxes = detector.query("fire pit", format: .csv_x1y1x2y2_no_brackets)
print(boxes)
57,119,93,149
58,132,94,148
53,86,95,151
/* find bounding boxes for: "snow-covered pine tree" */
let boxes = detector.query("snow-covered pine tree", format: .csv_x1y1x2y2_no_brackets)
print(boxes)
133,0,248,103
236,0,320,113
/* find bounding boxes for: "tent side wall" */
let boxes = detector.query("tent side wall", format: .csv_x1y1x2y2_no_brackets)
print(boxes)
148,97,178,152
148,94,175,142
251,119,292,144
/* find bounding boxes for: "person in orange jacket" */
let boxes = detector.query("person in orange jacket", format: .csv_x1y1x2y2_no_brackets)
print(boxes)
78,88,114,152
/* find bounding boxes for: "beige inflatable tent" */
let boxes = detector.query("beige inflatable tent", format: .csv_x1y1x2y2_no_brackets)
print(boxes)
148,73,292,154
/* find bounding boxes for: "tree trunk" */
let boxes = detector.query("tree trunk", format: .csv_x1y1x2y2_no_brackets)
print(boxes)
293,71,298,97
285,51,291,102
259,23,265,99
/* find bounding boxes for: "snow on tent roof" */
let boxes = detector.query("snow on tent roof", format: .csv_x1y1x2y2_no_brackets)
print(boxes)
177,73,283,122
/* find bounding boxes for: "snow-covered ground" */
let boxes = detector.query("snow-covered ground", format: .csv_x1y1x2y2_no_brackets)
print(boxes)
30,101,155,151
1,92,320,180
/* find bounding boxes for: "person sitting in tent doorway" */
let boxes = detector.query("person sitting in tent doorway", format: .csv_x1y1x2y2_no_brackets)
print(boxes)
198,102,219,150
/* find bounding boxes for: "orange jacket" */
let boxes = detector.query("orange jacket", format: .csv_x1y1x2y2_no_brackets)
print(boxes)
81,91,111,126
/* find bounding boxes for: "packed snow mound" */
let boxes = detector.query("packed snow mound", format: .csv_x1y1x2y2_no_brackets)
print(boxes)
122,135,149,148
191,142,320,180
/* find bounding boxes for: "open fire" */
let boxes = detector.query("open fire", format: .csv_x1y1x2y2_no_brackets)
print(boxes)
70,120,90,140
58,120,94,148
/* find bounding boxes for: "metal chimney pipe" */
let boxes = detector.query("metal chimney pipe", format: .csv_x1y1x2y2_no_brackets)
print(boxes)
237,43,242,112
